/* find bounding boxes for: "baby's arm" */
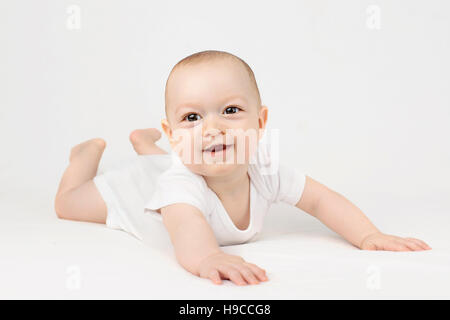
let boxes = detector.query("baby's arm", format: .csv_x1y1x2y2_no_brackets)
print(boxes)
295,176,431,251
160,203,268,285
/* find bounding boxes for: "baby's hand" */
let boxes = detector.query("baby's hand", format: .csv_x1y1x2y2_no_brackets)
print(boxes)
197,252,268,286
360,232,431,251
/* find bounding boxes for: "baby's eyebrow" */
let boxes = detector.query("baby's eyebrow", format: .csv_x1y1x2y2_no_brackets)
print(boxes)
174,103,201,115
174,95,248,115
222,94,248,104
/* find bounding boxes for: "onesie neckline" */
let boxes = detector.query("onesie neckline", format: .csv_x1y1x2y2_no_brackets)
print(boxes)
207,175,255,234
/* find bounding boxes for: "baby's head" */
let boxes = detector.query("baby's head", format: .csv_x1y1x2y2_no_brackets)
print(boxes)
161,50,268,177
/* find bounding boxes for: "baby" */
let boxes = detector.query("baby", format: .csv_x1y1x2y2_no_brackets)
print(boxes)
54,50,431,286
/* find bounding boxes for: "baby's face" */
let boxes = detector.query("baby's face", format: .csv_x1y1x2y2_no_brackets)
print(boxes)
162,58,268,177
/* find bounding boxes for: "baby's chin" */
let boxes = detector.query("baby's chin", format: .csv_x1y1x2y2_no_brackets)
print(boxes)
184,162,247,178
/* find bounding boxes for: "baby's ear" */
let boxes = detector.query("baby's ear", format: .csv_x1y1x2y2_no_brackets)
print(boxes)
258,105,269,136
161,119,172,140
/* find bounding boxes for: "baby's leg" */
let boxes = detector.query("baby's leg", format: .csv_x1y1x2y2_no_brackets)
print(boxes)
129,128,168,155
54,138,107,224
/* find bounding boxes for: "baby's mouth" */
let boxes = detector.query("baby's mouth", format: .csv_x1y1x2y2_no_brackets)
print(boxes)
203,143,233,154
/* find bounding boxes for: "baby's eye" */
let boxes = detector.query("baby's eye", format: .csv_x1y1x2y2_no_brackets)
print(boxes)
223,106,241,115
184,113,201,122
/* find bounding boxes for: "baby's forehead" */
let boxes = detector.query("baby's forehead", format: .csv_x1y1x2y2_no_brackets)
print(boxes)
169,58,249,85
166,60,254,105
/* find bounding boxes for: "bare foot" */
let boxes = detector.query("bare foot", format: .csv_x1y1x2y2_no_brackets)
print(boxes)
129,128,167,155
69,138,106,162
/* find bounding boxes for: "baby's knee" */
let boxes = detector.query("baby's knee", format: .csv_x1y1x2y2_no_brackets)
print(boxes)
129,130,142,147
54,192,70,219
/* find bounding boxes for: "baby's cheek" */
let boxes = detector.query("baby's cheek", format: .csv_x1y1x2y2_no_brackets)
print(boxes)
233,134,258,163
179,147,203,166
171,129,202,164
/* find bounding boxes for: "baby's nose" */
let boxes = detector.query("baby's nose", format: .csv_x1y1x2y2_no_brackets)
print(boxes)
202,115,223,137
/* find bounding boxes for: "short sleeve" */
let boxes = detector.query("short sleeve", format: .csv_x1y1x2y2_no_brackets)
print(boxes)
93,174,125,230
274,164,306,205
144,166,210,219
248,140,307,206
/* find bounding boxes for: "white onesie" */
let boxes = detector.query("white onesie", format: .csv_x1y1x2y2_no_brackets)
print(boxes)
93,140,306,246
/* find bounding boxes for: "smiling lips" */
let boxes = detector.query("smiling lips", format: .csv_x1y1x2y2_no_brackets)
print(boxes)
203,143,233,153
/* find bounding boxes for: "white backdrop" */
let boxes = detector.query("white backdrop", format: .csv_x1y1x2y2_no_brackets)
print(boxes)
1,0,449,204
0,0,449,298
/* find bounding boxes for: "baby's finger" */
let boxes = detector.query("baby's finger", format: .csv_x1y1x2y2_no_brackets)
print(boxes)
244,262,268,281
385,240,412,251
399,239,424,251
235,266,260,285
208,269,222,285
394,240,414,251
405,238,432,250
219,266,247,286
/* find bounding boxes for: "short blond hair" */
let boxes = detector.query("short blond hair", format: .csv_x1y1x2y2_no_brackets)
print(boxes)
165,50,262,116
